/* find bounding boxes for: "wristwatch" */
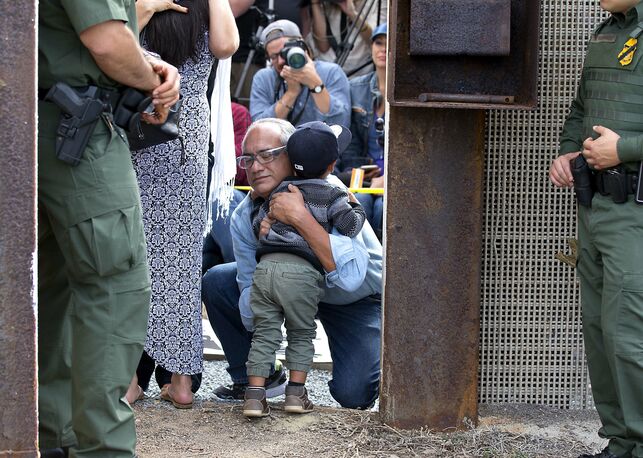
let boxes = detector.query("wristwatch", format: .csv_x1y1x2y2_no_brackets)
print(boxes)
310,84,325,94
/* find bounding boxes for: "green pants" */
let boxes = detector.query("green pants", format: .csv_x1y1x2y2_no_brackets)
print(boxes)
247,253,324,378
578,194,643,458
38,102,151,457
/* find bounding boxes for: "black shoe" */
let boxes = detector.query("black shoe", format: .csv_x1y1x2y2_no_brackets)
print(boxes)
40,448,69,458
578,447,621,458
214,362,287,400
265,361,287,398
214,383,247,400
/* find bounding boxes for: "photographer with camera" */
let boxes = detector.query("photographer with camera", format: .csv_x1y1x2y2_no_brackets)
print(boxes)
336,23,387,239
250,19,350,127
306,0,386,78
230,1,303,105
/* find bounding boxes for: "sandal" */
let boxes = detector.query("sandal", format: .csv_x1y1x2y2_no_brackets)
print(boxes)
160,384,193,409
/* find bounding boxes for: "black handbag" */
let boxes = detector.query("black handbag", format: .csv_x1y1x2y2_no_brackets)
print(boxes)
113,88,183,152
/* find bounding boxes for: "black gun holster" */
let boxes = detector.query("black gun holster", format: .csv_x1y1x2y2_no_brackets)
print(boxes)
572,154,638,207
571,155,594,207
43,83,118,166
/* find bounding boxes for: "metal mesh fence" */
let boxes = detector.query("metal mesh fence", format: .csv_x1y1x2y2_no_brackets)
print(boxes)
480,1,608,408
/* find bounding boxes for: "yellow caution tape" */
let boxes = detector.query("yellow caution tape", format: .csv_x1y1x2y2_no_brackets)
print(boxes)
348,188,384,195
234,186,384,195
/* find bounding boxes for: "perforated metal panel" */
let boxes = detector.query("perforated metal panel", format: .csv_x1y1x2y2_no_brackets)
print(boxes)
480,1,608,408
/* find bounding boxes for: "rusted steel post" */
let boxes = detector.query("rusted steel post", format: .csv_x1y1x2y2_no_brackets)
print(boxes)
380,106,484,430
0,1,39,456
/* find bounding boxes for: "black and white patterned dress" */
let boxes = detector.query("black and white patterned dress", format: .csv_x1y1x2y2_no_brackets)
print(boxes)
132,35,213,375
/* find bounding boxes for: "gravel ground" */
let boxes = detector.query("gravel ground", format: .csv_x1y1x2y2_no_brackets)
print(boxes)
142,359,348,409
135,398,604,457
136,360,603,458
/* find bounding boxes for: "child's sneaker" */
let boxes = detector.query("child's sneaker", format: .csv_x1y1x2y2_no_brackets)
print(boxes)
284,385,314,414
243,387,270,417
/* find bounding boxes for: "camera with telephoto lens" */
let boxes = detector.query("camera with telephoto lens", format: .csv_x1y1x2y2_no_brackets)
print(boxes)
279,39,308,70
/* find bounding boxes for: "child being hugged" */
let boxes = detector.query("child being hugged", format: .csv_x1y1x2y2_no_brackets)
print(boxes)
243,121,366,417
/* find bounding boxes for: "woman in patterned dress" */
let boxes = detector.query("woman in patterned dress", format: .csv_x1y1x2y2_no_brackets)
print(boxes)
126,0,239,407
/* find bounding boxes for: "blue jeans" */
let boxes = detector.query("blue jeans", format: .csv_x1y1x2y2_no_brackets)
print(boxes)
202,262,382,409
202,190,246,273
209,189,246,263
356,193,383,239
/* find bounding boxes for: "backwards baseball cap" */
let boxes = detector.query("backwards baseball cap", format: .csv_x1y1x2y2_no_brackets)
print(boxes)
287,121,352,178
371,23,387,41
261,20,302,47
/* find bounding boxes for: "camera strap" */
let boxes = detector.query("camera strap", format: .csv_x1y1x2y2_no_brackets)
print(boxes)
273,76,310,126
273,76,284,102
289,91,310,126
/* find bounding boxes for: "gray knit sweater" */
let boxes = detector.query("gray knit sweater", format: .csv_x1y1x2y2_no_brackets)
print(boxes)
252,177,366,272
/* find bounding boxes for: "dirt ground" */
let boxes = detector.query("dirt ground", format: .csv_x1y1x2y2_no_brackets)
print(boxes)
134,400,604,457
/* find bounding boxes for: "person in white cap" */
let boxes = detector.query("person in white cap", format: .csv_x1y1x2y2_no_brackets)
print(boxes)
250,19,351,127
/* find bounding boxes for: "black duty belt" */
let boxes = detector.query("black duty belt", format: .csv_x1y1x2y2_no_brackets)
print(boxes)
38,85,122,108
592,169,638,197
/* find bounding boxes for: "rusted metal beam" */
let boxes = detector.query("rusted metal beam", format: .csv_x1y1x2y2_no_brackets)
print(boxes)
380,106,483,430
0,1,38,455
389,0,540,109
410,0,511,56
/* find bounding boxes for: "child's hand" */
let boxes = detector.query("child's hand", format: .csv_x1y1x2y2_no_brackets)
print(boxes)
259,216,275,238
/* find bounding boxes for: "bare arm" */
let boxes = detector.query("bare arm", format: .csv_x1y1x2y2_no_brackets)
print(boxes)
135,0,188,30
275,76,302,120
310,2,331,53
80,20,161,92
229,0,255,17
340,0,372,45
80,20,180,119
209,0,240,58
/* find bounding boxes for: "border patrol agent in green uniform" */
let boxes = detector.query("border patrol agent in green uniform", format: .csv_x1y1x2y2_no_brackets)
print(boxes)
39,1,179,456
550,1,643,457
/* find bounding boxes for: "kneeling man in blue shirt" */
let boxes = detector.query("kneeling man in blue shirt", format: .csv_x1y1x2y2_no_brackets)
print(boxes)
202,118,381,409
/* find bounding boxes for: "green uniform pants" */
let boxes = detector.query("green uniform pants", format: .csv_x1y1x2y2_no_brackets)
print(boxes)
578,194,643,458
38,102,151,457
247,253,324,378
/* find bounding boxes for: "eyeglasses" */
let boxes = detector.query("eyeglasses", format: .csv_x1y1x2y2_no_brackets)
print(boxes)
236,146,287,169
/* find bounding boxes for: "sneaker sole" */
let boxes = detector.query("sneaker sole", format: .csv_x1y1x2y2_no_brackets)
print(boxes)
284,405,314,414
243,408,270,418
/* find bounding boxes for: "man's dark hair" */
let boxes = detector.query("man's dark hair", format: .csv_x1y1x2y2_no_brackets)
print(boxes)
141,0,210,68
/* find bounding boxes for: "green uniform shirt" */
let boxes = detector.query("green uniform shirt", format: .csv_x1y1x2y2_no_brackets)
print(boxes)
38,0,138,89
560,2,643,166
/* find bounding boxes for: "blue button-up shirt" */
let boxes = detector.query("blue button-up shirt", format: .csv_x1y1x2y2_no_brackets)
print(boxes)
231,175,382,330
250,60,351,127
